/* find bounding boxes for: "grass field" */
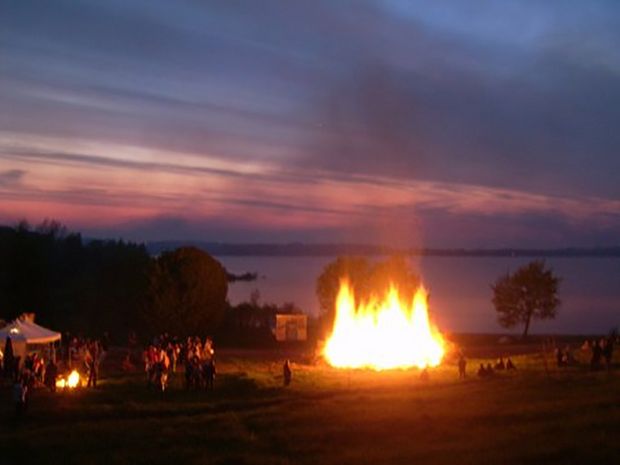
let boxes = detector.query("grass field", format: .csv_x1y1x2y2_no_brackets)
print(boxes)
1,345,619,465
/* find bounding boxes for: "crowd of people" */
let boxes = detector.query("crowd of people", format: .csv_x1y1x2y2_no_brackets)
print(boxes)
63,335,108,387
0,333,108,419
139,334,299,393
546,334,617,372
457,332,618,380
456,351,516,379
6,352,59,419
476,357,517,378
142,334,216,393
582,332,616,371
3,328,618,421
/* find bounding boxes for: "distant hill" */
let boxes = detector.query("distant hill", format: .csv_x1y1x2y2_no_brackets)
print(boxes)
145,241,620,258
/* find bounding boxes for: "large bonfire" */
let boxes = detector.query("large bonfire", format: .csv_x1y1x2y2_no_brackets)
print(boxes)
323,279,445,370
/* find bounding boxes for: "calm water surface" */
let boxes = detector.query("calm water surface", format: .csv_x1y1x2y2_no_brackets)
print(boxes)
218,256,620,334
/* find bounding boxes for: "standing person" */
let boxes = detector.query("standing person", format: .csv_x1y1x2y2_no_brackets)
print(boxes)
204,337,215,361
85,346,94,387
458,352,467,379
13,376,28,419
13,356,21,381
86,343,99,388
168,343,178,374
35,355,46,384
3,336,14,379
603,331,616,371
204,359,216,391
158,348,170,394
555,347,565,368
184,354,193,390
23,369,34,409
146,345,158,388
24,353,34,372
44,359,58,392
591,339,603,371
283,359,292,386
485,363,494,376
562,345,572,366
143,347,151,387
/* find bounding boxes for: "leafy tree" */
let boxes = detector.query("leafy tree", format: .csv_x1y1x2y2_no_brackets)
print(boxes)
144,247,228,336
492,260,561,339
316,255,420,327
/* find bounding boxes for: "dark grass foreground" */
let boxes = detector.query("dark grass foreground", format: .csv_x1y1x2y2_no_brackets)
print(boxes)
1,353,619,465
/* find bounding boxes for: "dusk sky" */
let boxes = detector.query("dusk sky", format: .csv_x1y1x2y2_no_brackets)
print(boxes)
1,1,619,247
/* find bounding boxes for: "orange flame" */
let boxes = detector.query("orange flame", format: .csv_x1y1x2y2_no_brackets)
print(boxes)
56,370,81,389
323,280,445,370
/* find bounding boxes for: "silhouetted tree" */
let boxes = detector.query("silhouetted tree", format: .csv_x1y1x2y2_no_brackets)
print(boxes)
492,260,561,339
144,247,228,336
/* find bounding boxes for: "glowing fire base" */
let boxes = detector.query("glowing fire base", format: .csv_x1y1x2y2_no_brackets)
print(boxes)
323,281,445,371
56,370,81,389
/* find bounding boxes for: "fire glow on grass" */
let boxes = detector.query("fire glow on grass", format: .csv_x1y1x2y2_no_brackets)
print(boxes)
323,280,445,370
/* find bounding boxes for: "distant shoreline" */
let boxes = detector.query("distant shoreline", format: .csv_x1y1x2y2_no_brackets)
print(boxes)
146,241,620,258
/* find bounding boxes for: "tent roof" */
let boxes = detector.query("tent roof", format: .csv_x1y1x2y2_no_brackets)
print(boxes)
0,319,61,344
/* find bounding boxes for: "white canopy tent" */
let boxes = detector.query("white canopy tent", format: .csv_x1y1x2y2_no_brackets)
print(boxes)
1,319,61,362
0,319,61,344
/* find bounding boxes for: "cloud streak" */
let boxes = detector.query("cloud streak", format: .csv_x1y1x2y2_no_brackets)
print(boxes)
0,169,26,187
1,1,619,246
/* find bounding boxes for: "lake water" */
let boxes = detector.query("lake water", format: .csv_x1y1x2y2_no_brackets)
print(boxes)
218,256,620,335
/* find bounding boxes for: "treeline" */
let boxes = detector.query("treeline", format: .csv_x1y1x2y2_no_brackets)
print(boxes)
0,221,151,340
147,241,620,257
0,221,287,344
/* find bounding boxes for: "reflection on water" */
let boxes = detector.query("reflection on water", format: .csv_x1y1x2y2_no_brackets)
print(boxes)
218,256,620,334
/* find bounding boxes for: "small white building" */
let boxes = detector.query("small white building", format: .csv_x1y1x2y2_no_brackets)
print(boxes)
274,314,307,341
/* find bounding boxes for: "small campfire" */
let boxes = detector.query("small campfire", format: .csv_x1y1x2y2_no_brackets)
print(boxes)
323,279,445,370
56,370,82,389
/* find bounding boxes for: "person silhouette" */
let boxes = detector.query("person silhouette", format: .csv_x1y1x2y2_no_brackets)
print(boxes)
283,360,292,386
204,359,216,391
458,353,467,379
591,340,603,371
603,331,616,371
